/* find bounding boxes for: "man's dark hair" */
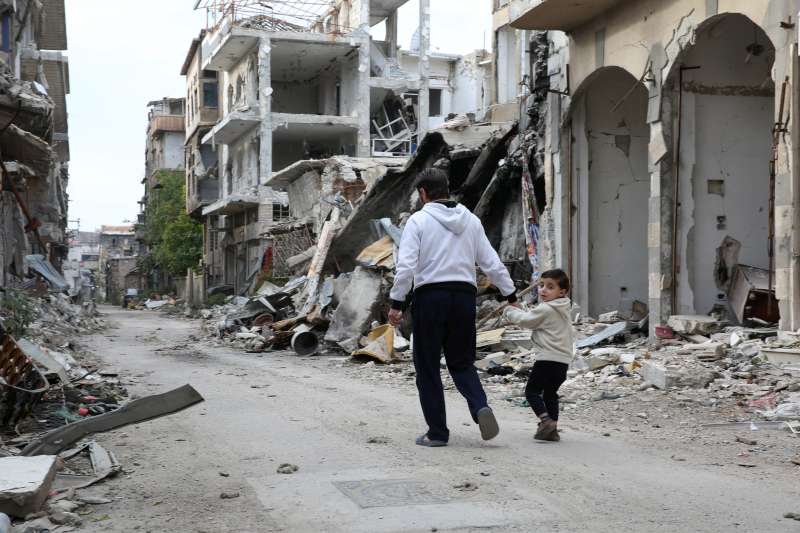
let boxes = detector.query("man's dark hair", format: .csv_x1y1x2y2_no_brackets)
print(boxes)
414,168,450,200
540,269,570,292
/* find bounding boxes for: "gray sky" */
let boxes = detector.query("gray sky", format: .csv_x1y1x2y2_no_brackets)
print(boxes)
65,1,492,232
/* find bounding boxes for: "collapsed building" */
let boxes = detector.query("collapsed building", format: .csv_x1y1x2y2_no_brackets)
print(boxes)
0,0,71,287
488,0,800,335
180,0,495,299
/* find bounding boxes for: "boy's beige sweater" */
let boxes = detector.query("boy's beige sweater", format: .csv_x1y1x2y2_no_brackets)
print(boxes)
502,297,575,365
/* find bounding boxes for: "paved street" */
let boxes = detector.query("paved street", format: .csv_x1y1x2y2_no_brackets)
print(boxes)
68,307,800,532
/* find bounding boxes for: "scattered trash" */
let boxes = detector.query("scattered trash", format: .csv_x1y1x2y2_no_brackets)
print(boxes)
453,482,478,492
352,325,395,364
21,384,205,456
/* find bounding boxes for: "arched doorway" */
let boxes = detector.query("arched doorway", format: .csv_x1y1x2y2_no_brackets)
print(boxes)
571,67,650,317
667,14,775,316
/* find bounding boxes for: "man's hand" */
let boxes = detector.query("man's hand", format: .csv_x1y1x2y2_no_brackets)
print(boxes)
388,309,403,326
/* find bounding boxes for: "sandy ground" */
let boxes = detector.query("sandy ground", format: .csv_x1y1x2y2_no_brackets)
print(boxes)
65,306,800,532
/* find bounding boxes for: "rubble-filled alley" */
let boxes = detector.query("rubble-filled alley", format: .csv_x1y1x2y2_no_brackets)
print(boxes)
3,0,800,530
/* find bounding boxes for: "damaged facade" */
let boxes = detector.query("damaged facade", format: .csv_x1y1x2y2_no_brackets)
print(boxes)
0,0,71,287
490,0,800,335
182,0,494,296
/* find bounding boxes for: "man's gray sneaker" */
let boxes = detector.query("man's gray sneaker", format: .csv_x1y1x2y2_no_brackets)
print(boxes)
416,434,448,447
477,407,500,440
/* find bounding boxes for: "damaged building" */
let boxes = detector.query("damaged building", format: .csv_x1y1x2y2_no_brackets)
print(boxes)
486,0,800,335
181,0,494,297
0,0,71,287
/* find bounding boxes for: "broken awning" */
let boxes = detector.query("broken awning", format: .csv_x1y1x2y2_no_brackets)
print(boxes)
510,0,629,31
24,255,69,291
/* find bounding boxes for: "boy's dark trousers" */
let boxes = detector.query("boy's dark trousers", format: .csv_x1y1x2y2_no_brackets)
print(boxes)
411,286,489,442
526,360,568,420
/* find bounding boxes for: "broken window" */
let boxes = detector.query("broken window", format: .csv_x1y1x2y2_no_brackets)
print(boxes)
203,82,218,108
430,88,442,117
272,203,290,222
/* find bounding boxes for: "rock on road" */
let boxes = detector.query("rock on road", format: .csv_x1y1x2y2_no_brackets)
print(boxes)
75,307,799,532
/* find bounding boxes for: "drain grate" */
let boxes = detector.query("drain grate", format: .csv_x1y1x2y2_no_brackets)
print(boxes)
333,479,453,508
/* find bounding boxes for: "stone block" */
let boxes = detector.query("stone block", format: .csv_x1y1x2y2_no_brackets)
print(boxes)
0,456,57,518
638,360,716,390
667,315,722,335
324,267,384,349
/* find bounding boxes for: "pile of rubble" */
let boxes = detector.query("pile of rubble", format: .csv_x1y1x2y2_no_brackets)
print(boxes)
0,289,205,530
184,118,797,438
190,121,524,360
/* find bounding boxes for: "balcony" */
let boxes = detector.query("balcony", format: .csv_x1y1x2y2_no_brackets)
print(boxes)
187,176,220,218
510,0,628,31
202,20,260,72
149,115,185,135
202,110,260,145
202,193,260,217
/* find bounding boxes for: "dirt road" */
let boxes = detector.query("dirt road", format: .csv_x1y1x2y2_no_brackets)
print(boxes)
73,307,799,532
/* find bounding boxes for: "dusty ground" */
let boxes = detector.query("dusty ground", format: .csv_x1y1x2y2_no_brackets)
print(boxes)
64,306,800,532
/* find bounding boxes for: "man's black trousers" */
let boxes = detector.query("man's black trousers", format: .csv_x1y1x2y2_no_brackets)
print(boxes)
411,286,489,442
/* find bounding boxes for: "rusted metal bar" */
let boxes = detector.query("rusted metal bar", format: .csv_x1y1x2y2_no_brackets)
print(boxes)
670,65,700,315
768,76,790,317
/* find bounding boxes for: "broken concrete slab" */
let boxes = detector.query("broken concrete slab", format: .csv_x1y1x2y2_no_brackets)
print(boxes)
323,268,384,352
638,360,717,390
476,328,505,349
15,339,69,384
576,322,627,349
667,315,723,336
475,352,512,371
22,384,204,456
0,455,57,518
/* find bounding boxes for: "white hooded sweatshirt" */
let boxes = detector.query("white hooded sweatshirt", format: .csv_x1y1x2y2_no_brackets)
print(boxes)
390,201,516,306
503,297,575,365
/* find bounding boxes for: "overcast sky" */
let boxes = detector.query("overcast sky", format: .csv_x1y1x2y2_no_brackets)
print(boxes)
65,1,492,232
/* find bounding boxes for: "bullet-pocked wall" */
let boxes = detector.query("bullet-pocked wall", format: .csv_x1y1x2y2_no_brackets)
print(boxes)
571,67,650,316
526,0,800,333
669,13,776,316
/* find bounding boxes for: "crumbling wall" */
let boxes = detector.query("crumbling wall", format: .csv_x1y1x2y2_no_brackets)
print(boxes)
672,14,774,316
577,68,650,316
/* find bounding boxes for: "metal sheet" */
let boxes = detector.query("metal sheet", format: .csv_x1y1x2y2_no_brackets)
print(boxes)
24,255,68,291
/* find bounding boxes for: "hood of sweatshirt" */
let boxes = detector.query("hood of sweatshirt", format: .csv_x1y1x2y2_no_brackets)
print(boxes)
542,297,572,320
422,202,470,235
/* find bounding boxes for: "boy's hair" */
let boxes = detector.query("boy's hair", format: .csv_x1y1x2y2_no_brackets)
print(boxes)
414,168,450,200
540,269,570,292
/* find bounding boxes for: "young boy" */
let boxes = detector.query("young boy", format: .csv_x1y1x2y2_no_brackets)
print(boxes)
503,269,574,441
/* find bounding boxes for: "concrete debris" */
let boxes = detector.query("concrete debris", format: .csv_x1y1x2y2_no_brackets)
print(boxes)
352,325,395,364
324,268,384,352
576,322,628,349
0,455,57,518
22,385,205,456
667,315,724,336
277,463,299,474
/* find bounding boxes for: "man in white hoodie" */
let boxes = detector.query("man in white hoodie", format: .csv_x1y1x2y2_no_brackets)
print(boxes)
388,168,518,447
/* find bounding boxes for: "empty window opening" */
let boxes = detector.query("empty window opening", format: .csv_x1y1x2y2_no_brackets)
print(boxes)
429,89,442,117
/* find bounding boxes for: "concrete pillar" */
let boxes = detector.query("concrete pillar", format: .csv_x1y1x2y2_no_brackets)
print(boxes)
257,37,274,237
257,37,272,184
417,0,431,141
386,10,398,59
355,0,371,157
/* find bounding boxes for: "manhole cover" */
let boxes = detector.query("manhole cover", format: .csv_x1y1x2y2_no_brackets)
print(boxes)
333,479,453,508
